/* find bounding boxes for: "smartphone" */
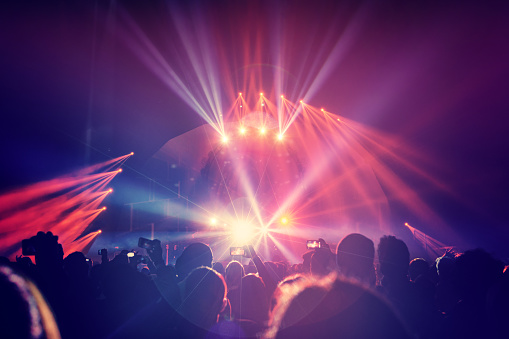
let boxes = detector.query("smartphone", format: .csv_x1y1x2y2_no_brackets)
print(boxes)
22,239,36,256
306,240,321,250
230,247,245,256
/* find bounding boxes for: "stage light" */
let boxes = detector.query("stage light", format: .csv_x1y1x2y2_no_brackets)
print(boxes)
281,95,284,99
321,108,324,112
98,230,102,233
260,127,266,135
337,118,341,121
277,134,284,141
130,152,134,155
300,100,303,104
222,135,229,143
239,92,242,96
240,105,243,108
232,221,254,244
239,127,247,134
108,189,113,193
210,217,218,226
260,92,263,96
404,222,409,226
261,103,265,106
118,168,123,173
280,216,289,225
102,207,106,210
261,227,269,235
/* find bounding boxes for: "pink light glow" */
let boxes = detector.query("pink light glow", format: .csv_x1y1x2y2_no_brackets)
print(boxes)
0,157,128,260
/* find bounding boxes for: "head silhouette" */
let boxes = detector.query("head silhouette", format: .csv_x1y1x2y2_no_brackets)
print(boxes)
176,243,213,280
268,274,410,339
180,266,227,330
225,260,244,290
336,233,375,284
378,235,409,280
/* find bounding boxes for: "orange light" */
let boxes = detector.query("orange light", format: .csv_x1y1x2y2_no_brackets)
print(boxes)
277,134,284,141
222,135,229,143
280,216,289,225
98,230,102,233
260,127,266,135
118,168,123,173
281,95,284,98
337,118,341,121
102,207,106,210
130,152,134,155
239,92,242,96
239,127,246,134
300,100,303,104
260,92,263,96
404,222,409,226
321,108,324,112
108,189,113,193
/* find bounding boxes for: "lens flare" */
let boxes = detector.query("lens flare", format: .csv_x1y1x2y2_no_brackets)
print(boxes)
232,221,254,244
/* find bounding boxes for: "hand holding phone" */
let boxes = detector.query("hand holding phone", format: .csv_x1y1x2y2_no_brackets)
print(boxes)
230,247,245,256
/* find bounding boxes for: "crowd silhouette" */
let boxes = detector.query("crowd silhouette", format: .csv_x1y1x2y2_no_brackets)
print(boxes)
1,230,507,338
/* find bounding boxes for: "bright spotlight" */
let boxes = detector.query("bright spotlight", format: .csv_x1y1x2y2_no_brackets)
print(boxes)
222,135,229,143
98,230,102,233
232,221,254,244
300,100,303,104
130,152,134,155
117,168,123,173
321,108,324,112
260,92,263,96
210,217,218,226
239,92,242,96
261,227,269,235
281,95,284,99
260,127,266,135
102,207,107,211
277,134,284,141
108,189,113,193
280,216,289,225
239,127,247,134
240,105,243,108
